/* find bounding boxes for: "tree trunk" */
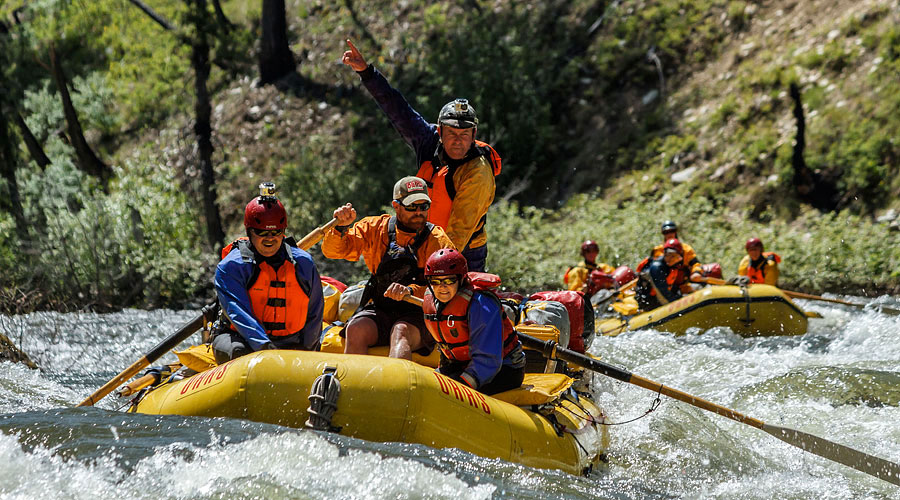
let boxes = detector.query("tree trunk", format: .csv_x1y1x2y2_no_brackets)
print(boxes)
48,45,112,189
13,111,51,170
259,0,296,84
189,0,225,251
211,0,234,32
789,82,836,210
0,114,27,234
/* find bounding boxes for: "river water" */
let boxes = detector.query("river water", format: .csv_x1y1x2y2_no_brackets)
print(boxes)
1,298,899,499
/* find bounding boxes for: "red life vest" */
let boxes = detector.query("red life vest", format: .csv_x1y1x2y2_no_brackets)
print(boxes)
423,273,518,362
415,141,500,247
221,238,311,337
746,252,781,284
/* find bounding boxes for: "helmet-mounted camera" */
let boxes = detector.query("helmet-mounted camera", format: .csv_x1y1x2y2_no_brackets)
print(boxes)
258,182,278,200
438,98,478,129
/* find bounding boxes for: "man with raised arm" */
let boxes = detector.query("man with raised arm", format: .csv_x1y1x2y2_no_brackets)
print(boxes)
341,39,500,272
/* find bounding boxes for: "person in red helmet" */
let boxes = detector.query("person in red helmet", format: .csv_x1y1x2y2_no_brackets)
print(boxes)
563,240,615,295
637,220,704,278
422,248,525,394
323,176,456,360
738,237,781,285
342,40,500,273
634,238,703,311
212,182,324,363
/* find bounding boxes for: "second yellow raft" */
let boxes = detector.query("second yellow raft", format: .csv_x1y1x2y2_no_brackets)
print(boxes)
599,284,810,337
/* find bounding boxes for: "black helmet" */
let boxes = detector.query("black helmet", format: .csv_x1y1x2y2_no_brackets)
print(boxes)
661,220,678,234
438,98,478,129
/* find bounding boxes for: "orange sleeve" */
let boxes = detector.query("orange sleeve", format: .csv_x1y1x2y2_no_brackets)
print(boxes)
321,215,390,274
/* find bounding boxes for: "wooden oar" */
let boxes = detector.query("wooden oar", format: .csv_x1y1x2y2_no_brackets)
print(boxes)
516,332,900,486
782,290,900,316
77,302,217,407
78,219,338,407
296,218,338,250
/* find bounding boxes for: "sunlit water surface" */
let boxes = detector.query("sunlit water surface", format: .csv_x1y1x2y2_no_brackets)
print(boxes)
1,298,899,499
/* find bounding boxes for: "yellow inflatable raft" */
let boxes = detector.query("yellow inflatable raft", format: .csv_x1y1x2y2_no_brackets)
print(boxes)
129,350,610,475
598,284,810,337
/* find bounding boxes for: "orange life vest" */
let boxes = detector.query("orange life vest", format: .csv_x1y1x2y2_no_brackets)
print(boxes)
423,275,518,362
221,238,311,337
746,252,781,284
415,141,501,247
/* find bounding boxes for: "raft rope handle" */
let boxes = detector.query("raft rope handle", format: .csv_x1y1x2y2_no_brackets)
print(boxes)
306,366,342,432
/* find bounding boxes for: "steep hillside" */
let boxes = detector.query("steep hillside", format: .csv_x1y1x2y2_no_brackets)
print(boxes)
4,0,900,310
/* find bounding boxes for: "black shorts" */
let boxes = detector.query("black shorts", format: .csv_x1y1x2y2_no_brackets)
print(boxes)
349,304,435,355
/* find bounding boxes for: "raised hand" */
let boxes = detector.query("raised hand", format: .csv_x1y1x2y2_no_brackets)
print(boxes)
341,39,368,72
333,203,357,226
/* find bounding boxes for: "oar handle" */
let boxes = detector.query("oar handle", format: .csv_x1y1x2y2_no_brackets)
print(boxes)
404,295,424,307
296,218,339,250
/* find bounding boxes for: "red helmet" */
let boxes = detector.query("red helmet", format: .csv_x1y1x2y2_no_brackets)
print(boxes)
581,240,599,254
745,237,764,251
611,265,637,287
663,238,684,256
425,248,468,276
244,196,287,230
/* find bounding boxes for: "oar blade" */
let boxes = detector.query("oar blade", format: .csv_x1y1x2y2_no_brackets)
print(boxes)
762,423,900,486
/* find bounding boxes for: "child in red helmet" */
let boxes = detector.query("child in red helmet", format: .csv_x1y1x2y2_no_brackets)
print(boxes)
422,248,525,394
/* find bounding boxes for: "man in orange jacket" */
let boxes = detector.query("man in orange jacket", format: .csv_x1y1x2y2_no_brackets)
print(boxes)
342,40,499,272
323,176,456,359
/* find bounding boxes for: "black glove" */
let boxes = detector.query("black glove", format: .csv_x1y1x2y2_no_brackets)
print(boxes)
260,342,277,350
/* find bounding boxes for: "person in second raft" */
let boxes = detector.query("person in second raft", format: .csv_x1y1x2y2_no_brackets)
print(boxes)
738,237,781,286
422,248,526,395
634,238,701,311
563,240,616,295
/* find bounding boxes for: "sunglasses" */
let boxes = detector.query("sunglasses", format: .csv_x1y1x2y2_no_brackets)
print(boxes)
401,202,431,212
428,276,459,286
252,228,284,237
